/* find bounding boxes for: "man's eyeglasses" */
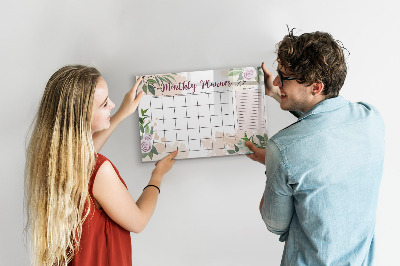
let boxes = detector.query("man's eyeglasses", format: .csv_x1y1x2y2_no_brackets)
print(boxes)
277,70,297,86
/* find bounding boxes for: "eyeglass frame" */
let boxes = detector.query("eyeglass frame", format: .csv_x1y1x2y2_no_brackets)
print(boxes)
277,69,297,86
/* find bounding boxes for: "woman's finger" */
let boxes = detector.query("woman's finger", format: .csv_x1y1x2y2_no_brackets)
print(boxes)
261,62,272,77
130,76,143,95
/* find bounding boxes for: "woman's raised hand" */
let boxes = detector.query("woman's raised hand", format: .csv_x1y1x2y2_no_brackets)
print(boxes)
116,76,144,119
261,62,282,103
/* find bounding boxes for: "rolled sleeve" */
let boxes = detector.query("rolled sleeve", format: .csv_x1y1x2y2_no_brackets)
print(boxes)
260,140,294,240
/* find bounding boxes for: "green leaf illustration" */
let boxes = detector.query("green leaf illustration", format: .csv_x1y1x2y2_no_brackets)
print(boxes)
256,135,264,143
139,117,144,125
155,76,161,86
148,79,156,85
142,84,148,93
150,126,153,135
228,71,242,76
145,125,149,134
148,152,153,160
234,144,239,152
140,124,144,133
151,146,158,155
148,85,156,95
241,132,250,142
157,76,164,83
164,74,176,81
227,150,236,154
142,153,147,158
163,77,172,84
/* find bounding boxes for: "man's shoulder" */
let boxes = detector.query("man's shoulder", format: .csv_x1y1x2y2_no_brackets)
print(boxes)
270,98,384,148
269,121,306,150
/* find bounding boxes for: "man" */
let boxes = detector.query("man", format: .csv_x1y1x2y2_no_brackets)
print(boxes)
246,31,385,265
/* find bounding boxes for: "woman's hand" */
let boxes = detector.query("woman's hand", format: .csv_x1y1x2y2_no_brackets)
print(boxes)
262,62,282,103
152,150,178,179
92,77,145,152
115,76,144,120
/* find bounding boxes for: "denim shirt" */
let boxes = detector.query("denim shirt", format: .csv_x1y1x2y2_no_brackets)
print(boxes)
260,96,385,266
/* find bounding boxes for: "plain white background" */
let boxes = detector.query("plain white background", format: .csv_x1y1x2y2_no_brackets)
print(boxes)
1,0,399,265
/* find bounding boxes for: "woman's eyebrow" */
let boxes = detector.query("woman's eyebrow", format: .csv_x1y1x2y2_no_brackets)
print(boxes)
100,96,108,107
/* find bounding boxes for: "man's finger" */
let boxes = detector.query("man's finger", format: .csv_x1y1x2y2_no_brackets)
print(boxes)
246,153,257,161
245,141,258,152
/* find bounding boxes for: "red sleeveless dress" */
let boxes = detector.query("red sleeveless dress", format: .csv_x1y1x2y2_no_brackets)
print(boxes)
69,153,132,266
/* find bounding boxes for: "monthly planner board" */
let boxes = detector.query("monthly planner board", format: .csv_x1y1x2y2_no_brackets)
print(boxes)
137,67,268,162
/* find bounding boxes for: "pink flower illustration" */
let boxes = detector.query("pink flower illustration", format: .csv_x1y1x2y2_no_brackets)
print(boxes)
143,133,153,141
242,67,257,80
141,139,152,153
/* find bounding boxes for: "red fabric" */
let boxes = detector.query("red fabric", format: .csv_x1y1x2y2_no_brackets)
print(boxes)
69,153,132,266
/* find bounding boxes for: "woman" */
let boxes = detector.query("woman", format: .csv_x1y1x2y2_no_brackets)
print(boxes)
25,65,177,265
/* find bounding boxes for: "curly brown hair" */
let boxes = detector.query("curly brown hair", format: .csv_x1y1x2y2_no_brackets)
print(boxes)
277,30,348,98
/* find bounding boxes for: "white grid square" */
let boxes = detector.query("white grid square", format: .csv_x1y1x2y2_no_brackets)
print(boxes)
187,118,199,130
188,128,200,139
163,107,175,117
186,106,198,118
175,118,187,130
150,98,163,109
162,97,174,108
151,108,164,121
174,95,187,106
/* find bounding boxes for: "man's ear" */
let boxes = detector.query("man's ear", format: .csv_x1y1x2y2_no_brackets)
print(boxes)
312,82,324,96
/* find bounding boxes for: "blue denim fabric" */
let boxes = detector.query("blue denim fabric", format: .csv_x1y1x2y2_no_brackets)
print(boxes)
260,96,385,266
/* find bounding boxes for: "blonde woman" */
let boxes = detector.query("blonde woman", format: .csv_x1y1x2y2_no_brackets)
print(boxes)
25,65,177,266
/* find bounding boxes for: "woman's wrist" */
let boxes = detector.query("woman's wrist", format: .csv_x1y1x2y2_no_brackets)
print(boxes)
143,184,160,194
270,92,282,103
149,171,163,186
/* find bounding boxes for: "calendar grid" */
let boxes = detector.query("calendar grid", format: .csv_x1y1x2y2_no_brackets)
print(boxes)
138,67,268,161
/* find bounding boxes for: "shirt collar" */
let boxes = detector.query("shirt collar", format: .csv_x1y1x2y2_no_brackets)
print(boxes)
298,95,350,121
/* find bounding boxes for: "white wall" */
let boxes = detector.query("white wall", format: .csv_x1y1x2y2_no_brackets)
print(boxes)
1,0,399,265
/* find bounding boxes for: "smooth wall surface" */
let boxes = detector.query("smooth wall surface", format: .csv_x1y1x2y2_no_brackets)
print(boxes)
1,0,399,265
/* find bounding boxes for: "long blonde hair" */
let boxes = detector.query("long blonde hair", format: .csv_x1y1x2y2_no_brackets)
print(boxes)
25,65,101,265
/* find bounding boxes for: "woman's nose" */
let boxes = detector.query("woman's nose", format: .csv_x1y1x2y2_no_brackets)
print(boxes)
109,100,115,109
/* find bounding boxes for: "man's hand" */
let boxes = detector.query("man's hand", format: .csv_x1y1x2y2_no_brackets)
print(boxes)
262,62,282,103
245,141,266,165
